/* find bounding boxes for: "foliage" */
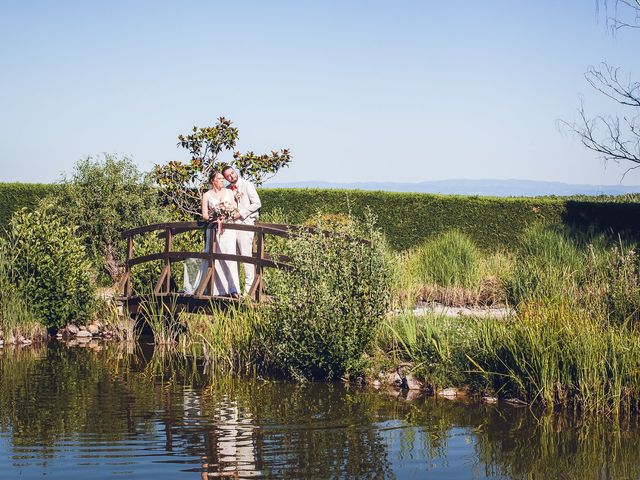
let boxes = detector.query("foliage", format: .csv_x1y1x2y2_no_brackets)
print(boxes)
259,188,640,251
0,183,57,235
3,202,97,329
0,248,46,340
262,214,392,380
154,117,291,218
51,154,164,284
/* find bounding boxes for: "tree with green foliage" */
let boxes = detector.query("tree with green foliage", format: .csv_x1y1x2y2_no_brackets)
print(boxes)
154,117,291,218
52,154,164,284
3,202,96,329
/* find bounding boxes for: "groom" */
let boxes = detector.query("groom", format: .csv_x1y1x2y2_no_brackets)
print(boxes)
222,165,262,295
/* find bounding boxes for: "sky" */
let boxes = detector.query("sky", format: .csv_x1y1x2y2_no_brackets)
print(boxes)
0,0,638,185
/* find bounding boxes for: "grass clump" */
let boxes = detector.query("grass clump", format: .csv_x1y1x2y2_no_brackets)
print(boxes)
393,230,511,307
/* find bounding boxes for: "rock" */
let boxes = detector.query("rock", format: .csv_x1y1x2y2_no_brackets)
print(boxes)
56,333,63,339
0,340,4,348
503,397,528,406
79,325,87,331
67,324,79,335
6,335,16,345
372,379,381,388
87,324,100,335
21,339,32,346
76,330,92,338
438,387,460,398
404,374,423,391
483,396,498,404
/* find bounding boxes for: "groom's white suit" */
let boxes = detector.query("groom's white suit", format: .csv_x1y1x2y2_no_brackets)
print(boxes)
228,176,261,294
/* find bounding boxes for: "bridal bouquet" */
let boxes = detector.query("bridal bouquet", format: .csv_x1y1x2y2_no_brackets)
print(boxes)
209,202,237,222
209,202,238,235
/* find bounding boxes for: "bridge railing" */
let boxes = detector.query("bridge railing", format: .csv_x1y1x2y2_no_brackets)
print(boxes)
118,221,299,302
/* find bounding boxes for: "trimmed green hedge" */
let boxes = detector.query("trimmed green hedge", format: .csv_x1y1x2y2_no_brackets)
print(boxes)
0,183,58,234
259,189,640,251
2,183,639,251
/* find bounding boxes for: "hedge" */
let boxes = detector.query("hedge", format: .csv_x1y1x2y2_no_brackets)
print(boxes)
0,183,58,234
259,189,640,251
2,183,639,251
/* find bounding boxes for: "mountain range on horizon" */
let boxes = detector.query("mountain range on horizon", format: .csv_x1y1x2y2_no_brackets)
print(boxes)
262,179,640,197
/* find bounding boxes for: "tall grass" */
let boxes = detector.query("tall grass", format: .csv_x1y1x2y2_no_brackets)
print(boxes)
379,311,640,415
137,293,184,345
393,230,512,307
184,301,265,373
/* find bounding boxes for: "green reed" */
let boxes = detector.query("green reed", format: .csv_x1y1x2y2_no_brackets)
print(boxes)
392,230,512,307
183,301,265,373
137,293,184,346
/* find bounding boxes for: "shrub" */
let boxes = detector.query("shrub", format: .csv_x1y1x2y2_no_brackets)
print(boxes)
0,248,45,340
4,202,97,328
263,215,392,380
51,154,166,284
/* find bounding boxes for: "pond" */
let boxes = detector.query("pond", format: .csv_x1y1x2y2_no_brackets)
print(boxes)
1,341,640,479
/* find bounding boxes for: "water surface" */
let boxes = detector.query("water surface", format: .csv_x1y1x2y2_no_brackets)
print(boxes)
1,342,639,479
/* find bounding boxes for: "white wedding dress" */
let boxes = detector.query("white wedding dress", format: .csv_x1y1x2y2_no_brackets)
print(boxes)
184,191,240,296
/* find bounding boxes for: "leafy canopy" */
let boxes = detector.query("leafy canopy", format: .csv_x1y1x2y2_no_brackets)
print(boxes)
154,117,291,218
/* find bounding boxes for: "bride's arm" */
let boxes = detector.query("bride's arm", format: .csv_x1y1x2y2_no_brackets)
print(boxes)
201,192,210,220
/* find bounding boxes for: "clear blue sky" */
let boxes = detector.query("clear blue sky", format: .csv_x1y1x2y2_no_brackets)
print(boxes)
1,0,638,185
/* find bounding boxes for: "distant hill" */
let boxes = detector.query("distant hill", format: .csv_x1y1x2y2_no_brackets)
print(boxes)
262,179,640,197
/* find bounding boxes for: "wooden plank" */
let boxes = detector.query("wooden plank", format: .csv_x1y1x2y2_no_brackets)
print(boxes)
164,228,172,293
209,226,217,296
154,265,170,294
128,251,290,267
195,267,212,296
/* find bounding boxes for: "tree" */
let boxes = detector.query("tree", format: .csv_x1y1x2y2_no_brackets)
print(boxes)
53,154,163,284
562,1,639,178
154,117,291,218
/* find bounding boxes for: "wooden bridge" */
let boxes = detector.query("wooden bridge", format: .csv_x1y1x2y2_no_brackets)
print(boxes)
116,221,299,314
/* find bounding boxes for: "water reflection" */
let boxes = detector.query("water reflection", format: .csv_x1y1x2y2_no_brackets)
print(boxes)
1,343,640,479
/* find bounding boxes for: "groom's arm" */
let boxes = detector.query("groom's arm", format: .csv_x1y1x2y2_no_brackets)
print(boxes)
238,182,261,220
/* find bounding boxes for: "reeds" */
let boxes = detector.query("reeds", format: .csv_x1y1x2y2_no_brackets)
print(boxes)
393,230,512,307
183,301,265,373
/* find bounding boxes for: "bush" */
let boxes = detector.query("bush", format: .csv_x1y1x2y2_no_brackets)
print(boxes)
4,202,97,328
51,154,166,284
263,215,392,380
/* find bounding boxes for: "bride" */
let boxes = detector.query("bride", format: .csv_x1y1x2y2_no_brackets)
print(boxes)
183,171,240,297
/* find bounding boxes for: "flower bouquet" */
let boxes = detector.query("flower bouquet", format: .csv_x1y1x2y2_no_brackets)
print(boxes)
209,202,238,236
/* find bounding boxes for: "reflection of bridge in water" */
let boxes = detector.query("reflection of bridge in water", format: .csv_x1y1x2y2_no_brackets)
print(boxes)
116,221,303,314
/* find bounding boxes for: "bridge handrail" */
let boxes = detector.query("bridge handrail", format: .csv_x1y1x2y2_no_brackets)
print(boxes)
119,221,312,302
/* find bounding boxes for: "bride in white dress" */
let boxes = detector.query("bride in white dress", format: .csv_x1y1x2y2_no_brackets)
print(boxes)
183,171,240,297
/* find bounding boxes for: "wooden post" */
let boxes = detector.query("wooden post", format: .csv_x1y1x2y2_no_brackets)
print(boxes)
255,227,264,302
164,227,173,293
124,235,133,296
209,225,217,296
